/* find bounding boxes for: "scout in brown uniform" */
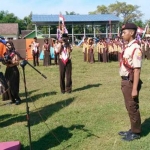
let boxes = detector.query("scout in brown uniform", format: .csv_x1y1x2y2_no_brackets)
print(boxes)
88,38,95,63
102,39,108,62
96,40,100,62
82,38,88,62
141,39,145,59
108,39,114,61
31,37,40,66
97,39,104,62
119,23,142,141
144,38,149,59
147,39,150,59
58,34,72,94
113,38,119,61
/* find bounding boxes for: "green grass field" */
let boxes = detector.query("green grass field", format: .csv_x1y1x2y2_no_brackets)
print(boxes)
0,47,150,150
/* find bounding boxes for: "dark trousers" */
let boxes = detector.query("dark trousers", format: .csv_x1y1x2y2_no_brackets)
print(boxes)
59,59,72,93
84,49,87,62
118,52,121,62
98,53,102,62
103,50,107,63
3,66,20,102
121,80,142,133
43,51,51,66
33,52,39,66
88,51,94,63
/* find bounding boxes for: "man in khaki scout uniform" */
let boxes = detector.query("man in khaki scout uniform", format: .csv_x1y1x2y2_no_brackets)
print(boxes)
87,38,95,63
119,23,142,141
97,39,104,62
82,37,88,62
113,38,119,61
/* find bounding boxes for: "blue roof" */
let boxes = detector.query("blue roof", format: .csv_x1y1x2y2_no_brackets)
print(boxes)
32,14,120,23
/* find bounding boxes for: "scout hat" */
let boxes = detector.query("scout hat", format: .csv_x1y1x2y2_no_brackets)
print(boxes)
121,23,137,31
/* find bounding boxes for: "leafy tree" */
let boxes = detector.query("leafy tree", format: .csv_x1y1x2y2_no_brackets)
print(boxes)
89,1,143,23
65,11,79,15
89,5,108,14
134,20,144,28
23,12,34,30
0,10,18,23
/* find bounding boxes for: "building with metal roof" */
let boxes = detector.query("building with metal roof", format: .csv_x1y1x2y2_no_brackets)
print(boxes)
32,14,120,44
32,14,120,25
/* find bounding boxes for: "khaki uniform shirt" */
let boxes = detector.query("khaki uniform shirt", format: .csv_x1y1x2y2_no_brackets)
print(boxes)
88,44,95,53
108,43,114,53
113,42,118,52
83,42,88,53
119,39,142,77
97,42,104,53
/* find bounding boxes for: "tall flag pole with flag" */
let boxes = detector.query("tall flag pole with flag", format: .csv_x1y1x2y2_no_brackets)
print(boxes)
57,12,68,40
142,24,149,38
59,12,65,25
109,20,112,39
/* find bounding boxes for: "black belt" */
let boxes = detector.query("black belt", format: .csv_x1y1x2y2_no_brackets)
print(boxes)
121,76,129,80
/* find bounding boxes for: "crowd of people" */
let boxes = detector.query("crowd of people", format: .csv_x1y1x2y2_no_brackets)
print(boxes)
0,22,148,142
0,26,73,105
82,35,150,63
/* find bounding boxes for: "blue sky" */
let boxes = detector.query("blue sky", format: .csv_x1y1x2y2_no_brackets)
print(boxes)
0,0,149,21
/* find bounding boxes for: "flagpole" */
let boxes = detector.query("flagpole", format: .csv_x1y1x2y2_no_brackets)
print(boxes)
142,24,148,39
109,20,112,39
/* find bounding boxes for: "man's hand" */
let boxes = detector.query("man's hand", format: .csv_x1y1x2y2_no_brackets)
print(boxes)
132,89,138,98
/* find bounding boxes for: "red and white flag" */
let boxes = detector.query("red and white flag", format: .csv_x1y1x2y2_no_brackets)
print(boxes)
59,13,65,25
137,27,144,34
142,24,149,38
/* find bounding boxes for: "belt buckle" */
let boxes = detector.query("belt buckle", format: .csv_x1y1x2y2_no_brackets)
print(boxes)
121,76,129,80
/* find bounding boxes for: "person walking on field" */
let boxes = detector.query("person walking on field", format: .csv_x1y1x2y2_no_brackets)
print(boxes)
118,23,143,141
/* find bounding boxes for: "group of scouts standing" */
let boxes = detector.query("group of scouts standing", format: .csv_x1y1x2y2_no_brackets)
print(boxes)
30,37,59,67
82,37,123,63
82,35,150,64
140,38,150,59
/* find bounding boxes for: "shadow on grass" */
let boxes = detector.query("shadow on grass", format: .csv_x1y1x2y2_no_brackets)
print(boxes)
21,91,57,103
0,97,75,128
141,117,150,137
0,114,12,121
19,89,40,97
23,124,98,150
73,83,102,92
